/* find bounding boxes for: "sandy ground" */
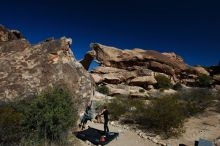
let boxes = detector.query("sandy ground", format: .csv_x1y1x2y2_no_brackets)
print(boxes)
78,121,158,146
161,110,220,146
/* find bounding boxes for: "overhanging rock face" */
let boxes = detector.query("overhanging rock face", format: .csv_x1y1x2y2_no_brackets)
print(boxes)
0,25,95,108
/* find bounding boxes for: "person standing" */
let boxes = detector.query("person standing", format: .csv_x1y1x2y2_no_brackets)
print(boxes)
100,106,109,133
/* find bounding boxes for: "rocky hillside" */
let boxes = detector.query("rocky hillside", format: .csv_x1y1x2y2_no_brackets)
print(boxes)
81,43,219,97
0,25,94,108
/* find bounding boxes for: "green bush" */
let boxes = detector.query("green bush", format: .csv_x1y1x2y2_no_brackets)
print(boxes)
104,97,145,121
0,88,78,145
139,89,145,93
104,88,216,138
125,90,215,138
96,85,110,95
198,75,213,87
106,98,127,121
22,88,78,145
155,75,172,90
133,96,185,137
179,88,215,112
173,82,182,90
0,105,24,145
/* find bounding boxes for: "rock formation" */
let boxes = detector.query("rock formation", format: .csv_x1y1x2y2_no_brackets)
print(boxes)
80,43,189,97
0,25,94,107
81,43,219,97
192,66,210,76
82,43,189,75
82,43,188,80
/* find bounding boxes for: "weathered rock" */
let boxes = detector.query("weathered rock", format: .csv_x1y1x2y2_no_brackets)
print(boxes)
88,43,188,75
192,66,210,76
213,74,220,82
148,61,175,76
0,25,94,109
92,72,127,84
80,50,96,70
147,85,154,90
162,52,184,63
81,43,194,90
90,66,160,85
214,85,220,91
91,73,104,83
91,66,140,84
148,89,177,98
101,84,149,98
129,76,157,86
0,25,24,42
91,66,127,74
181,79,197,86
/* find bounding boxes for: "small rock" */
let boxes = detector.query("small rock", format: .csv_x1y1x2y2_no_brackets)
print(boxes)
152,138,158,143
148,85,154,90
139,132,144,137
110,121,115,125
160,142,167,146
142,135,148,139
155,135,161,140
86,140,92,145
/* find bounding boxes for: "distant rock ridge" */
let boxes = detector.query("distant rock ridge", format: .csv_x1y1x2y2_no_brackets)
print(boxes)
0,25,94,108
81,43,219,97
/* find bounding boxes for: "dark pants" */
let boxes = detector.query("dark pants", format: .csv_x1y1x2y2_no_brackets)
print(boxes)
104,120,109,133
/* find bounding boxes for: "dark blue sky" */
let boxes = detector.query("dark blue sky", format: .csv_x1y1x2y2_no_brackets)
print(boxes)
1,0,219,67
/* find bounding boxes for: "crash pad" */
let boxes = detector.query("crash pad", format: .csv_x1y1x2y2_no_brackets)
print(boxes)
75,127,119,145
198,138,214,146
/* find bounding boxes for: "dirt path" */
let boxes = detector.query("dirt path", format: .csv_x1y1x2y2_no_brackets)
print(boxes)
160,111,220,146
78,121,158,146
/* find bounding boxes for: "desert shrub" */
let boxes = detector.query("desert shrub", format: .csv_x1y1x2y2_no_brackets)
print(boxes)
96,85,110,95
0,88,78,145
139,89,145,93
125,90,216,138
104,96,145,121
0,105,24,145
21,88,78,145
198,75,213,87
106,98,127,121
133,95,185,137
173,82,182,90
179,88,215,112
155,75,172,90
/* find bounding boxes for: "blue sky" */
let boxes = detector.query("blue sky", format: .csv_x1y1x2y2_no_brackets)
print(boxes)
1,0,219,67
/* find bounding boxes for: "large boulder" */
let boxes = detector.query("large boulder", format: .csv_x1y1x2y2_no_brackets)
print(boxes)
0,25,95,109
192,66,210,76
